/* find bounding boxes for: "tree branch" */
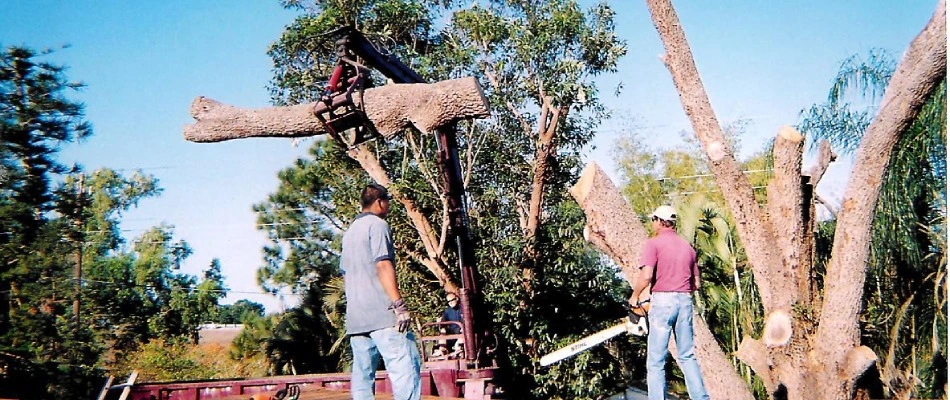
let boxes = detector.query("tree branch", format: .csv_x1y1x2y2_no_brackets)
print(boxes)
806,140,837,186
645,0,787,311
765,127,805,304
814,1,946,395
815,194,838,218
484,69,533,137
345,145,455,292
735,337,776,393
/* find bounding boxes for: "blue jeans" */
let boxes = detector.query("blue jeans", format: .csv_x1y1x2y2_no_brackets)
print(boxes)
350,328,422,400
647,292,710,400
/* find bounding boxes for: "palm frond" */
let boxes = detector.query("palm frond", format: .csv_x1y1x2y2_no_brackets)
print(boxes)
798,103,872,153
828,48,895,105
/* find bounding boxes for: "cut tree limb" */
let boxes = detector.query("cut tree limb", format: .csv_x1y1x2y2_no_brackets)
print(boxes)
814,1,946,397
570,162,753,400
184,77,490,143
735,337,775,392
763,309,793,347
569,163,647,285
806,140,837,186
843,346,879,382
181,77,492,296
765,127,805,304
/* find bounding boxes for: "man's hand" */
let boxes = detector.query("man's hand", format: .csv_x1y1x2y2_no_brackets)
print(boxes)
628,298,650,316
389,298,411,333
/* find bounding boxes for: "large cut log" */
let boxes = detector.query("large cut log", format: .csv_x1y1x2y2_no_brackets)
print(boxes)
569,162,753,400
183,77,490,143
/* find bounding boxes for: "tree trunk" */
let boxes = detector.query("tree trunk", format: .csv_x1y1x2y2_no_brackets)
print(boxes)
521,98,566,295
644,0,788,313
570,162,754,400
645,0,947,398
183,77,489,143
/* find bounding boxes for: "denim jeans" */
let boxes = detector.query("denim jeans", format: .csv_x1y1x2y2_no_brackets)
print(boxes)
647,292,710,400
350,328,422,400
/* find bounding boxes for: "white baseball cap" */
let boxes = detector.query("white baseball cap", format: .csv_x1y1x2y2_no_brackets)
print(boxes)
651,205,677,222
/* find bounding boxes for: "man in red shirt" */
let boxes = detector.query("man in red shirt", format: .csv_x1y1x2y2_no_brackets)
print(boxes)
632,205,709,400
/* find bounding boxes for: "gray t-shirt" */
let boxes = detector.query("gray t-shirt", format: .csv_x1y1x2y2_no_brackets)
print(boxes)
341,212,397,334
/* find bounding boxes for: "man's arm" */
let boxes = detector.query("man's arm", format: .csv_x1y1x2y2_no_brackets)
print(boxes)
692,260,701,291
378,259,412,332
631,266,653,305
376,259,401,302
632,240,656,305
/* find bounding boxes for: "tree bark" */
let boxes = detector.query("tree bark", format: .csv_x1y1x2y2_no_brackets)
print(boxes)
812,1,946,398
522,97,567,294
183,77,490,143
570,162,754,400
801,140,836,308
644,0,789,313
765,127,805,304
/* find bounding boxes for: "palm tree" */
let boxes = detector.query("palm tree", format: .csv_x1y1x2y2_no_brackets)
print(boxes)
799,49,947,399
676,196,765,396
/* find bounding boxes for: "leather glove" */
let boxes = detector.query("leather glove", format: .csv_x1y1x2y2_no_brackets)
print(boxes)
389,298,411,333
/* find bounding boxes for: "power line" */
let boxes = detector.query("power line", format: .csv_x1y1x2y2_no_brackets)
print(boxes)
656,168,772,182
668,185,768,197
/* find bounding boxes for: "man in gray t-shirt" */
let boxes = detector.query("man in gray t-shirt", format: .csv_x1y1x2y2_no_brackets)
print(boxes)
341,184,421,400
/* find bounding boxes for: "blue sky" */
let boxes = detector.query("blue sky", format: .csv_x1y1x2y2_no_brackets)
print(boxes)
1,1,939,311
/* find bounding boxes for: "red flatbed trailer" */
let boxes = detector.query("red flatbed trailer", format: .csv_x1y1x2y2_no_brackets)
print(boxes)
127,369,467,400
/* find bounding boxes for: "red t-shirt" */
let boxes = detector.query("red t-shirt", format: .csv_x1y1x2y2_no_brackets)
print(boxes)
639,227,698,292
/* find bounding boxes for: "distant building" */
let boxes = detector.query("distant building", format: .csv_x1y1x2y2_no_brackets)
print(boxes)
197,323,245,346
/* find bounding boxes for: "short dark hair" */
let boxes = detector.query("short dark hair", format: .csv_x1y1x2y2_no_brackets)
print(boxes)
360,184,389,209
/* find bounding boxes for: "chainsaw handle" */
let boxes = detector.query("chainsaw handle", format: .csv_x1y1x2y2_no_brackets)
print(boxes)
628,298,650,317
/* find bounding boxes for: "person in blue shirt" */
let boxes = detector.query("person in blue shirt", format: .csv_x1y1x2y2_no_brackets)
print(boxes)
441,292,463,335
341,184,421,400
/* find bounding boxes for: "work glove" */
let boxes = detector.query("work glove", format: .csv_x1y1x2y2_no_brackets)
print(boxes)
389,298,411,333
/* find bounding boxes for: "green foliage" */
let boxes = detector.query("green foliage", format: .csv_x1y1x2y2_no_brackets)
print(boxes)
0,44,245,397
267,287,340,374
258,1,634,397
612,119,769,217
798,49,895,154
0,44,277,397
0,46,116,397
117,338,269,382
1,45,92,343
481,200,640,399
216,299,266,324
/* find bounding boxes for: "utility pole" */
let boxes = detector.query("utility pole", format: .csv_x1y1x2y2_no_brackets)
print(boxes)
72,174,84,334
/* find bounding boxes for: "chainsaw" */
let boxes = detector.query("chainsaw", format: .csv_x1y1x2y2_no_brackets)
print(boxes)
539,297,650,367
